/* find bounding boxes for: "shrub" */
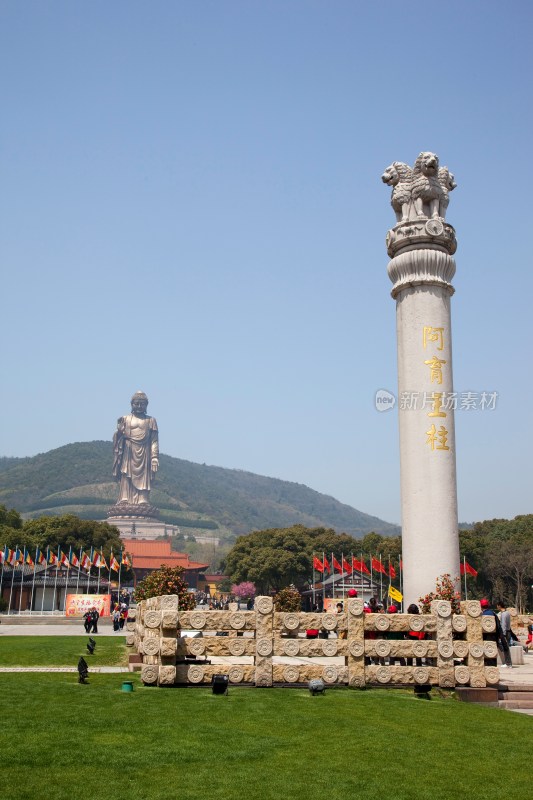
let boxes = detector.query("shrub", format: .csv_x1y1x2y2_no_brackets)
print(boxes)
419,573,461,614
134,564,196,610
273,586,302,612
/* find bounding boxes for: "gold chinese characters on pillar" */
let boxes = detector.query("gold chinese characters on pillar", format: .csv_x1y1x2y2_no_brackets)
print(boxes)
423,326,450,453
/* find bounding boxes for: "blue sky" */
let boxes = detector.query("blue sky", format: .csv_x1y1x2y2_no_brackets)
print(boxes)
1,1,532,526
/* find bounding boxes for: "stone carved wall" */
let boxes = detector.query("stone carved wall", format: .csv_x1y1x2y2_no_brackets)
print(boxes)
131,597,503,689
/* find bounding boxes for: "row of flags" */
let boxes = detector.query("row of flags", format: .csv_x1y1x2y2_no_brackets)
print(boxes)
312,554,479,580
312,554,398,579
0,546,131,572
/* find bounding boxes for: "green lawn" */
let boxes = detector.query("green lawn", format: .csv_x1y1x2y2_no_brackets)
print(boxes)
0,672,530,800
0,635,127,667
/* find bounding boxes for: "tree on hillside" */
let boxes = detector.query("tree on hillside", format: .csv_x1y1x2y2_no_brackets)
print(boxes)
0,504,23,530
223,525,368,594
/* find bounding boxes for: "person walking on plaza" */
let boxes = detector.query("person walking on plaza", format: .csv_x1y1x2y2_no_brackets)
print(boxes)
481,599,512,668
90,607,100,634
83,610,92,634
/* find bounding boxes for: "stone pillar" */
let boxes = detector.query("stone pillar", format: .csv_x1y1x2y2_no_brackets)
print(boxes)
383,154,461,606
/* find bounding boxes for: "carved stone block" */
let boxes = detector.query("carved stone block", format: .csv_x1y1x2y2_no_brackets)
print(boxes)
160,595,179,611
160,637,177,657
161,610,178,629
158,665,177,685
141,665,159,685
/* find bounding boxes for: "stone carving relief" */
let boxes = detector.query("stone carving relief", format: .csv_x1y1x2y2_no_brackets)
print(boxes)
228,667,244,683
481,615,496,632
255,596,273,615
283,666,300,683
454,666,470,684
349,641,365,657
321,613,337,631
283,639,300,657
322,666,339,684
283,613,300,631
229,612,246,630
144,610,161,628
256,638,273,657
229,639,247,656
188,638,206,656
452,615,467,632
189,612,206,629
322,641,338,657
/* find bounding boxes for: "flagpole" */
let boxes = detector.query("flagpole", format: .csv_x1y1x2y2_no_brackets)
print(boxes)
52,545,60,614
40,548,49,614
62,548,70,613
379,552,383,604
400,554,403,608
118,549,122,600
87,547,93,594
312,555,315,611
0,548,5,604
18,547,27,614
97,551,101,595
29,550,37,614
75,548,81,595
8,546,18,615
322,552,326,611
463,555,468,601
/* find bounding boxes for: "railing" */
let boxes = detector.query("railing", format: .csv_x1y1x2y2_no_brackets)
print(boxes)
127,596,513,688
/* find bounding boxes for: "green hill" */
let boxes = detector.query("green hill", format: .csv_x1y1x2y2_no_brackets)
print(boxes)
0,441,399,541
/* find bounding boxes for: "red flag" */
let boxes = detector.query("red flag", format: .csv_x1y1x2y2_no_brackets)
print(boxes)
371,556,386,574
388,563,396,579
341,557,352,574
353,557,370,575
460,561,478,578
313,556,324,573
332,556,343,574
322,556,330,573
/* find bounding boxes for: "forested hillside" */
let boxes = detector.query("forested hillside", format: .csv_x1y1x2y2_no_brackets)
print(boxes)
0,442,399,541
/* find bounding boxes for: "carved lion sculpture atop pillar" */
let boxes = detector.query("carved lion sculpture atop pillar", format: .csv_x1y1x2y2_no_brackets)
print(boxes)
382,152,457,224
381,162,413,223
411,151,443,219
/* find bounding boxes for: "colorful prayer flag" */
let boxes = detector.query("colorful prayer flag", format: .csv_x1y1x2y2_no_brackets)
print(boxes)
110,555,121,572
70,552,80,568
36,548,46,566
25,551,34,567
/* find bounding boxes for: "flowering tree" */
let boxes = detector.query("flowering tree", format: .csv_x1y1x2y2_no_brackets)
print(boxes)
231,581,256,600
419,573,461,614
134,564,196,610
